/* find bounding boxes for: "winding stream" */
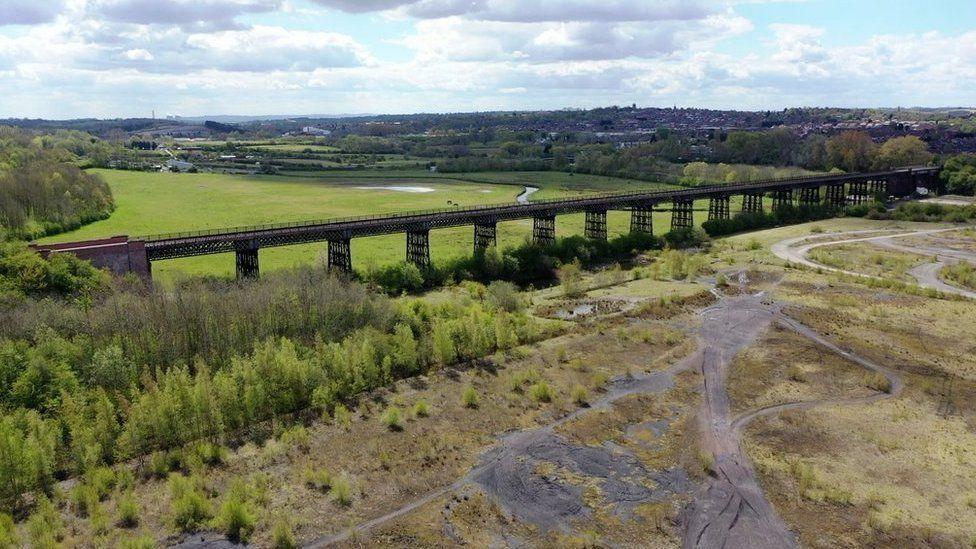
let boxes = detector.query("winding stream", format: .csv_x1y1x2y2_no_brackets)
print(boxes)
516,185,540,204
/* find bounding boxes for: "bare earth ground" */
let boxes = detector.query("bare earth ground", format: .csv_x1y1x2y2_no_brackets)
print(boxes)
33,217,976,548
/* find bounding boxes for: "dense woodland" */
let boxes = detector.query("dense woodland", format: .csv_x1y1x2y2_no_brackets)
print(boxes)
0,262,546,515
0,127,116,239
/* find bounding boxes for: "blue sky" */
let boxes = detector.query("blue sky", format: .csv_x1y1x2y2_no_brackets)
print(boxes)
0,0,973,118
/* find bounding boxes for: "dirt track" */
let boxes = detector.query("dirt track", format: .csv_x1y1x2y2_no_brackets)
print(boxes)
309,270,922,548
771,228,976,299
679,289,797,549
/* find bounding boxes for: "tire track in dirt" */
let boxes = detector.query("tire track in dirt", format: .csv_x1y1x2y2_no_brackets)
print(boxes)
309,266,922,548
679,289,798,549
308,354,704,547
730,315,903,437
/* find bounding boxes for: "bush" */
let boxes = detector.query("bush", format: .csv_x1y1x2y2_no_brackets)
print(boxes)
867,372,892,393
558,260,586,298
529,382,554,403
332,404,352,430
148,450,181,479
461,386,479,409
663,227,710,248
485,281,523,312
304,467,332,492
788,365,808,383
271,517,297,549
26,496,62,548
117,492,140,528
0,513,18,548
380,406,402,431
215,480,257,543
330,475,352,506
71,483,99,517
702,204,836,237
169,474,211,532
412,399,430,418
571,384,589,406
184,442,228,471
279,425,310,452
0,410,58,512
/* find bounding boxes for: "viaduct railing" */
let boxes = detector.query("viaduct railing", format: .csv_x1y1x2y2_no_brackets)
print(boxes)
31,166,942,280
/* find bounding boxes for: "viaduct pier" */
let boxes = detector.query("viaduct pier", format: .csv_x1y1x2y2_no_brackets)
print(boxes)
31,167,941,280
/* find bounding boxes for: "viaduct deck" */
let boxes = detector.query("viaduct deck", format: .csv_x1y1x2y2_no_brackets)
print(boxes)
31,166,942,279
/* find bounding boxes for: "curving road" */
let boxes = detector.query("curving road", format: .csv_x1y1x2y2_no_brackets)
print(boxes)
771,228,976,299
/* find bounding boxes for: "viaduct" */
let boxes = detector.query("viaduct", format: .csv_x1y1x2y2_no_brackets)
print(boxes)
30,167,942,280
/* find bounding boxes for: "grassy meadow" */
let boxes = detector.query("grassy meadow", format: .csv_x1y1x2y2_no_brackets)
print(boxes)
41,169,700,282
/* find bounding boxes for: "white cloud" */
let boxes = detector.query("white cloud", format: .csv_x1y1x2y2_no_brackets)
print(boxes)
315,0,714,22
90,0,282,28
121,48,153,60
0,0,972,117
0,0,64,25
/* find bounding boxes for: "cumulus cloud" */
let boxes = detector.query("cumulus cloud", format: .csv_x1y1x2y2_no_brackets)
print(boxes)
397,11,751,63
90,0,281,28
0,0,973,117
0,0,64,25
313,0,713,22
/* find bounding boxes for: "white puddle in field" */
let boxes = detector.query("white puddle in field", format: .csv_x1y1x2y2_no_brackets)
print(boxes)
355,186,436,193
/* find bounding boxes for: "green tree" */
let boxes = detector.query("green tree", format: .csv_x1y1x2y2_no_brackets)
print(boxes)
873,136,932,169
941,154,976,195
826,131,878,172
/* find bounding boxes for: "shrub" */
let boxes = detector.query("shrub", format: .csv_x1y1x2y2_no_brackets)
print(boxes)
117,492,140,528
304,468,332,492
412,399,430,418
332,404,352,430
214,480,257,543
867,372,892,393
485,281,523,312
279,425,311,451
787,365,808,383
529,382,554,403
571,384,589,406
698,450,715,475
26,496,62,548
330,475,353,506
271,517,297,549
85,466,116,499
185,442,228,470
380,406,402,431
0,411,58,512
169,474,211,532
71,483,99,517
509,368,540,392
0,513,19,547
148,450,181,479
558,260,586,298
461,386,479,409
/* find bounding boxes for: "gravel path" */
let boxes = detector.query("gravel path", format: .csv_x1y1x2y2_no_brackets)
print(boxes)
680,289,797,549
308,259,945,547
771,228,976,299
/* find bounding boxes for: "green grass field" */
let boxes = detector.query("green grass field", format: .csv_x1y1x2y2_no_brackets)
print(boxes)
41,169,704,282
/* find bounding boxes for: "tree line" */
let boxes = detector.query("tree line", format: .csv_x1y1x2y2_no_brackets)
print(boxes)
0,259,545,513
0,127,116,240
